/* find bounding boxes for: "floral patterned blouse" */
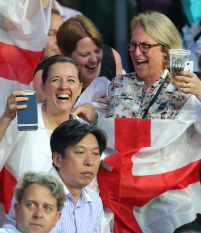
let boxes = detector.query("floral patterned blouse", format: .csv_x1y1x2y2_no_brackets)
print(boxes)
106,69,191,119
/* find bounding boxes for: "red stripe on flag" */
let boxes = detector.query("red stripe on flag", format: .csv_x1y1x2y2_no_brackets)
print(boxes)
99,118,151,233
98,149,144,233
0,42,44,84
99,152,200,232
114,118,151,152
0,167,17,214
98,118,200,232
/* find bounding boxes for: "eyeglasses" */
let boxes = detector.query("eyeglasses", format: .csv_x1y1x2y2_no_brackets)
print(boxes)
125,42,161,53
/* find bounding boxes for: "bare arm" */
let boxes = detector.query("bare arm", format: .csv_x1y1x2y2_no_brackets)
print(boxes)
112,48,122,75
0,91,28,142
41,0,50,9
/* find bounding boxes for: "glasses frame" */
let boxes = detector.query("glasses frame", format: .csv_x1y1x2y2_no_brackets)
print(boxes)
125,42,161,53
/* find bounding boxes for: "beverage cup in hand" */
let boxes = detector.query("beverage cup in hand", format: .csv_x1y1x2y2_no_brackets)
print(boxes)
169,49,191,83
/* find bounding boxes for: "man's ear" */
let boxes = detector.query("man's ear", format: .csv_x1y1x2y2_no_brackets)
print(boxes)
54,212,61,226
53,152,62,168
14,202,19,214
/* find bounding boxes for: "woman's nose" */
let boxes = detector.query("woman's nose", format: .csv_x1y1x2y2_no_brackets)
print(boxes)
89,54,98,63
132,45,142,56
59,80,68,90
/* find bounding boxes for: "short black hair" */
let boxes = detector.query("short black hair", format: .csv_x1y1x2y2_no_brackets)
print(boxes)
50,120,107,158
42,55,81,84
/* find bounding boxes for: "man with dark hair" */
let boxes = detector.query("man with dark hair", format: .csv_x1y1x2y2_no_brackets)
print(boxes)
6,120,107,233
1,172,65,233
49,120,107,232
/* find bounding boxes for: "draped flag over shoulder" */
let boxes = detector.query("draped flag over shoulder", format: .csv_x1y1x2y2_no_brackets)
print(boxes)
0,0,51,226
97,95,201,233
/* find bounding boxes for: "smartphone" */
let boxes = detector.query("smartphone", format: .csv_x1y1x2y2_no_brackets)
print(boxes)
184,61,194,72
17,91,38,131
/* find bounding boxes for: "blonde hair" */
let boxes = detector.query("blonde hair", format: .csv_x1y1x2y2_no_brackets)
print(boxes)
57,15,103,56
131,11,183,68
14,172,66,211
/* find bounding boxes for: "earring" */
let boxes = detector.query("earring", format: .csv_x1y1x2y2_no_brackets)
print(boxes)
163,55,168,62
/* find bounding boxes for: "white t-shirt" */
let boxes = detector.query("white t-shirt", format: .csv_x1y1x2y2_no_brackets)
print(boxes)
0,103,85,180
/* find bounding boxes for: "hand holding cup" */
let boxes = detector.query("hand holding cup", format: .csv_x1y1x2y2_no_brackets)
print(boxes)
173,71,201,101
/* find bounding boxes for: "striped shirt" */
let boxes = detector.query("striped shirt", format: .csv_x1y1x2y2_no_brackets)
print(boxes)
5,167,103,233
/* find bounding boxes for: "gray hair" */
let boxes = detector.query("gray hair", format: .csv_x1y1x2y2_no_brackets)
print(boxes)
14,172,66,211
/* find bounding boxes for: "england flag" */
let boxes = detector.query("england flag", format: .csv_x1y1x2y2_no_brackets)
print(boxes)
97,95,201,233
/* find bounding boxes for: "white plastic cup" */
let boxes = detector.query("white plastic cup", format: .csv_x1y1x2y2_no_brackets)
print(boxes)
169,49,191,83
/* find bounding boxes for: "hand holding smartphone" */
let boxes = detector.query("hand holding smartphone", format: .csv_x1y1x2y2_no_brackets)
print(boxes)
17,91,38,131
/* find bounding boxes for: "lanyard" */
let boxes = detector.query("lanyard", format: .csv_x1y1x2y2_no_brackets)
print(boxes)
142,73,170,119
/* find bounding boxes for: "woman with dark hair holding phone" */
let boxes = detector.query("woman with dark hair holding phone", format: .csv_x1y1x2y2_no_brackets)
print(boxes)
0,56,84,177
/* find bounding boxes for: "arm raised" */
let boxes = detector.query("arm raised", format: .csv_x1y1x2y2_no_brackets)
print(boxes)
0,91,28,142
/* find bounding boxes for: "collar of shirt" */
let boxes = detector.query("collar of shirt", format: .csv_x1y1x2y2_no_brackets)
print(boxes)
49,166,92,205
3,224,22,233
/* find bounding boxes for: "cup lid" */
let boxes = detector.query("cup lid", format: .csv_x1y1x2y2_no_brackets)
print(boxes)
169,49,191,55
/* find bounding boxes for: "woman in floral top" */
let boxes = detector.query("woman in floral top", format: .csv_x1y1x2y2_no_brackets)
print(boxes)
106,11,201,119
73,11,201,121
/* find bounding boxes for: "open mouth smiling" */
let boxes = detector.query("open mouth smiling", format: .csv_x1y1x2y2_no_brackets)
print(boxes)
85,64,96,70
57,94,70,101
136,59,148,68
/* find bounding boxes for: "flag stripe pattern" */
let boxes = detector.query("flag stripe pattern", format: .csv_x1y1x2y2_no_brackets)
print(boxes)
0,42,44,84
0,168,16,214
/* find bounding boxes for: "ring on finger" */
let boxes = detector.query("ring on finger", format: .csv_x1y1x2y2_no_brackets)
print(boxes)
186,83,189,88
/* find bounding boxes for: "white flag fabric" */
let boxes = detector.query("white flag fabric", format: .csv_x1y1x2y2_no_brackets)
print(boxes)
74,76,111,108
97,95,201,233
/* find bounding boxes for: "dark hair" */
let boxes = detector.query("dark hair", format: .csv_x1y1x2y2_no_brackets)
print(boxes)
57,15,103,56
51,9,60,16
42,55,81,84
50,120,107,159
